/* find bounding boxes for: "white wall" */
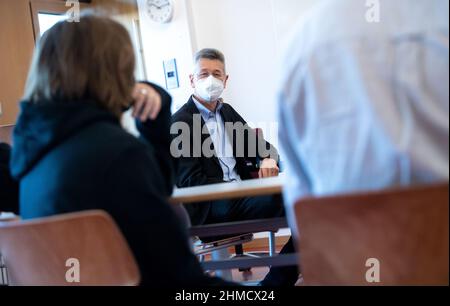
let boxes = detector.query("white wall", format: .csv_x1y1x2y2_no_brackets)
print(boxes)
189,0,278,137
136,0,317,142
189,0,317,144
136,0,196,114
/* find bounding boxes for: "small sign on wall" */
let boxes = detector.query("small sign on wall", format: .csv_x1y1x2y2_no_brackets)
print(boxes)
163,58,180,90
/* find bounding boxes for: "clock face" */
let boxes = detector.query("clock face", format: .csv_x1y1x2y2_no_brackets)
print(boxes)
146,0,173,23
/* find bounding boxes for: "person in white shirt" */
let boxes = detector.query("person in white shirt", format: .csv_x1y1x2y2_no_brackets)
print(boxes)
278,0,449,211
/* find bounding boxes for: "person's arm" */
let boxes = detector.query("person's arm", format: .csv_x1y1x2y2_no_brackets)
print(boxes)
134,82,175,197
278,90,312,206
176,155,224,187
103,145,233,286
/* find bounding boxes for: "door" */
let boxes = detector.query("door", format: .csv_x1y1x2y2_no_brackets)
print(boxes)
0,0,36,126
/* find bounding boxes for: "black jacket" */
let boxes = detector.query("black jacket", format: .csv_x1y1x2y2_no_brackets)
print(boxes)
171,96,279,225
0,142,19,214
10,83,230,286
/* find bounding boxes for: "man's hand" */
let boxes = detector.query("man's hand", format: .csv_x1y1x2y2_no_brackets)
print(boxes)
131,83,162,122
258,158,279,178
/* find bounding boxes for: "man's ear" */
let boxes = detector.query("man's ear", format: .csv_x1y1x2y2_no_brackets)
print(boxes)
189,74,195,88
223,75,229,89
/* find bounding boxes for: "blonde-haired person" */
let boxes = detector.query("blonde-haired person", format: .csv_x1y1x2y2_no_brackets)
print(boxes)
10,13,232,286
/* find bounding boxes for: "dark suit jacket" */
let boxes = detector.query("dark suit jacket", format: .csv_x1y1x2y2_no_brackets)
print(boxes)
171,96,279,225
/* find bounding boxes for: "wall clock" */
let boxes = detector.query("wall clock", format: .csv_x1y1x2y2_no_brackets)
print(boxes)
146,0,174,24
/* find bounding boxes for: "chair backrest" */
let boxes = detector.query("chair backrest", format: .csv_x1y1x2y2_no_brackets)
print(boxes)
293,183,449,285
0,210,140,286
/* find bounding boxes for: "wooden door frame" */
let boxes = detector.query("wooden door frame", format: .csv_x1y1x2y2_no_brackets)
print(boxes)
30,0,90,41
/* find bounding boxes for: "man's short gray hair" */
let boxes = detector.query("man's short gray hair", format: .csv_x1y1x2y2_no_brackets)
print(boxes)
194,48,226,69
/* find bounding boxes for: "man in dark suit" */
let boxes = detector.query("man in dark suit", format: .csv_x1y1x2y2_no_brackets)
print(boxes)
171,48,298,286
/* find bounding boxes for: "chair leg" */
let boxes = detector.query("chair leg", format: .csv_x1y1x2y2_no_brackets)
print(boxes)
269,232,276,257
0,254,8,286
234,244,252,272
235,244,244,256
211,248,233,281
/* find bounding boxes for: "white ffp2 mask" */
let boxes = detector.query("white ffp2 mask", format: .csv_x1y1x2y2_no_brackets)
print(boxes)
195,75,224,102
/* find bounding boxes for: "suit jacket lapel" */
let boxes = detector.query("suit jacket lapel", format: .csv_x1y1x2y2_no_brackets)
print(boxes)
187,96,221,168
219,104,239,159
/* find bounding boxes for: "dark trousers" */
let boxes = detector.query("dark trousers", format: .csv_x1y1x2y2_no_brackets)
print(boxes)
201,195,299,286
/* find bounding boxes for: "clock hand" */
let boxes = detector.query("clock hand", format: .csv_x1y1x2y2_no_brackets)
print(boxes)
159,2,171,8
